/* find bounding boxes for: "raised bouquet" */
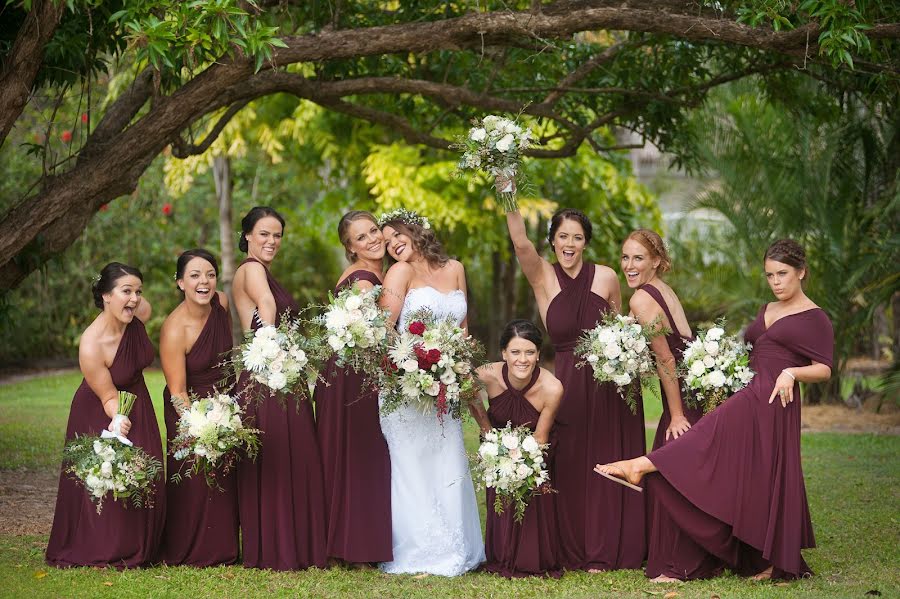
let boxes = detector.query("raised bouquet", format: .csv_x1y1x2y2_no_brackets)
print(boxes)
169,392,261,487
378,309,484,424
471,422,551,522
455,114,533,211
319,284,390,373
62,435,162,514
575,313,657,413
680,322,754,413
232,313,322,403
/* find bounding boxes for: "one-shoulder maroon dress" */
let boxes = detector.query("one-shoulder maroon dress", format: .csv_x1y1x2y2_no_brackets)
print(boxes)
235,257,327,570
643,306,833,580
546,262,646,571
314,270,392,563
46,318,165,568
483,365,561,579
158,293,239,566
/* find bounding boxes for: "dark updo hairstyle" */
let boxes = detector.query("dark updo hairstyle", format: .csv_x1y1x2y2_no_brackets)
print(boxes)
239,206,285,253
548,208,593,251
499,319,544,353
175,249,219,295
625,229,672,273
337,210,378,263
92,262,143,309
381,219,449,268
764,238,808,282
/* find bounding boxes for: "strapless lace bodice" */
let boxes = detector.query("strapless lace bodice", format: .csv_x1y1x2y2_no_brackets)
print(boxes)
398,287,467,329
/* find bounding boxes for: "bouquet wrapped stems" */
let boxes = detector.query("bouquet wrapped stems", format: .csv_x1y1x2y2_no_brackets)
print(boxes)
105,391,137,445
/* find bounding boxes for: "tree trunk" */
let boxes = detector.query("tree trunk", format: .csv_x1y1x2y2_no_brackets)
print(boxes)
212,154,241,343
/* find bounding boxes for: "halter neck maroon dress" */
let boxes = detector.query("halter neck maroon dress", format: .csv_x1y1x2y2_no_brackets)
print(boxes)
483,365,561,579
546,262,646,571
158,293,239,566
643,306,833,580
636,284,704,451
314,270,392,563
46,318,165,568
235,257,327,570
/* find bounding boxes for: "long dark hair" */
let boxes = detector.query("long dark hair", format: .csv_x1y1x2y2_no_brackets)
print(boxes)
239,206,285,253
92,262,143,309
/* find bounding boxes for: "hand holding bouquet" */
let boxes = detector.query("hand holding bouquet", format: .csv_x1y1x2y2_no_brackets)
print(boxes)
62,435,162,514
471,422,551,522
575,313,658,413
680,322,754,413
455,114,533,211
101,390,137,445
378,309,484,424
169,392,261,487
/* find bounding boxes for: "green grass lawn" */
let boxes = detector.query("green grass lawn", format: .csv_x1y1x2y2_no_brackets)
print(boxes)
0,371,898,598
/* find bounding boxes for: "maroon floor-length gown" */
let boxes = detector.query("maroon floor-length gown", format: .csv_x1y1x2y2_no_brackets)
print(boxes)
314,270,392,563
637,284,706,579
644,306,833,580
158,293,239,566
483,365,561,579
46,318,165,568
547,262,646,571
235,257,327,571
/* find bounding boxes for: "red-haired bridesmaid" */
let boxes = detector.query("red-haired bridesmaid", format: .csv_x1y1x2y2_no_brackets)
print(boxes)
46,262,165,568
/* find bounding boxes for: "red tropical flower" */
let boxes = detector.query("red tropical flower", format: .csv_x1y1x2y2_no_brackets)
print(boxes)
60,130,72,143
162,203,173,216
408,321,426,335
81,113,88,123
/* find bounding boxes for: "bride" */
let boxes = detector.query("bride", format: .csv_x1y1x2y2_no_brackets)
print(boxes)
376,208,485,576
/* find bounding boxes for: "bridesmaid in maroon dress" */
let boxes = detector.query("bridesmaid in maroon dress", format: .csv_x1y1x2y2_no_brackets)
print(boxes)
596,239,834,581
503,193,645,572
157,249,239,566
473,320,563,578
232,207,327,571
314,211,392,566
46,262,165,568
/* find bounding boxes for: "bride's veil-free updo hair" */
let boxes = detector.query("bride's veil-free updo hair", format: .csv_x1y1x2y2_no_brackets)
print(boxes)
239,206,286,253
381,219,449,269
92,262,144,309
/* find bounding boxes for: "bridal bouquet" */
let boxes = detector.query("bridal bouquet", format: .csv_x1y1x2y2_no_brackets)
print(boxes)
169,392,261,487
575,313,657,413
319,285,390,373
680,322,754,413
455,114,533,211
62,435,162,514
471,422,551,522
232,313,321,402
378,309,484,424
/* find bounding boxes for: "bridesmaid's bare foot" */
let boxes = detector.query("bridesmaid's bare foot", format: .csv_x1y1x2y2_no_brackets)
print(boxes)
587,568,605,574
593,459,644,491
752,566,774,581
650,574,682,583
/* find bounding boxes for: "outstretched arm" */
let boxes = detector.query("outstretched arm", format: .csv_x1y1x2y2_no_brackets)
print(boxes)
506,210,548,292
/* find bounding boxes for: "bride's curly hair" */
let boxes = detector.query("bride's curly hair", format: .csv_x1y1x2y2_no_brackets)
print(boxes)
381,219,449,268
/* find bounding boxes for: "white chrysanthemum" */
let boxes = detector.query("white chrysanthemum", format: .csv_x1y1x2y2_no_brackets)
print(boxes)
268,371,287,390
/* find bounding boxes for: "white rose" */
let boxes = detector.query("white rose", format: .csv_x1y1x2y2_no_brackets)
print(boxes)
634,338,647,353
521,436,539,453
440,369,457,385
267,371,287,390
344,295,363,311
501,434,519,450
707,370,726,387
495,133,515,153
479,442,499,458
515,463,532,478
587,354,599,364
613,373,632,386
255,326,277,340
703,355,716,368
597,328,615,344
328,335,345,351
93,440,105,455
469,127,487,142
261,339,281,359
402,359,420,373
689,360,707,377
704,340,720,356
452,361,471,375
425,382,441,397
603,343,622,360
602,362,615,375
706,327,725,341
485,431,498,443
483,115,500,131
100,461,113,477
508,447,522,461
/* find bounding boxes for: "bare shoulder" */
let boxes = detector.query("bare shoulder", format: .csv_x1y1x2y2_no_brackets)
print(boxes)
386,261,414,279
594,264,619,283
447,259,465,273
216,290,229,310
159,306,186,345
540,368,564,396
476,362,502,384
628,287,656,311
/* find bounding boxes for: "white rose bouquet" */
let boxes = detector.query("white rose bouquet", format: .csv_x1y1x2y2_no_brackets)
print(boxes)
574,313,658,413
169,392,261,487
680,322,755,413
318,285,390,374
471,422,551,522
455,114,533,211
62,435,162,514
232,313,323,404
378,309,484,424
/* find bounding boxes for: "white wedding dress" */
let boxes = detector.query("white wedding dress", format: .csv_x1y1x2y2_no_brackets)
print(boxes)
379,287,485,576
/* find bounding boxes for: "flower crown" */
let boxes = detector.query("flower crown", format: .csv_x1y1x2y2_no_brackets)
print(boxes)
377,208,431,230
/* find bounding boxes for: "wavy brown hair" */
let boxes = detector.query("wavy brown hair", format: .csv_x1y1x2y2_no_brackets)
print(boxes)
625,229,672,273
381,219,449,268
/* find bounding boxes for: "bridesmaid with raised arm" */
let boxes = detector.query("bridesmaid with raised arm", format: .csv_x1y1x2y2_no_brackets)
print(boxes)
47,263,165,568
157,249,239,566
595,239,834,581
232,207,326,571
473,319,563,579
502,191,645,572
621,230,703,449
314,211,392,567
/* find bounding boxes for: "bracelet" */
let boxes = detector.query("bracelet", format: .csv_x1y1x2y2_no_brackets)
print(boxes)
782,369,795,381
